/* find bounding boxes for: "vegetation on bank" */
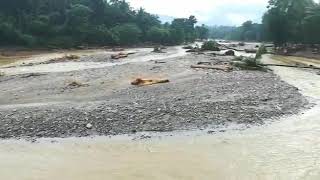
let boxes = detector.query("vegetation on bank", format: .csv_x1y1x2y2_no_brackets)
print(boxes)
209,0,320,46
0,0,209,48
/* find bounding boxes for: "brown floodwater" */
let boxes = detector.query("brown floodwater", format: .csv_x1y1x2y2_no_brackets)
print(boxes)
0,54,320,180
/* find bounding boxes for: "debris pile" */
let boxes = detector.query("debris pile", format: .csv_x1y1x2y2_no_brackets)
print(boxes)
201,41,220,51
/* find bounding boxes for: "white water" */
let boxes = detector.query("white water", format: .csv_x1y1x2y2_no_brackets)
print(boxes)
0,55,320,180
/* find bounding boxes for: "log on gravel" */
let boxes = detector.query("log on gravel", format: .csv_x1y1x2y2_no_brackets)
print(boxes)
131,78,170,86
111,52,129,59
259,64,320,70
191,65,233,72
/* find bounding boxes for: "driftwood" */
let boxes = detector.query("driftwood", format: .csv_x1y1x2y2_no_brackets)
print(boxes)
259,64,320,70
111,54,128,59
218,44,245,52
111,52,135,59
197,62,212,65
191,65,233,72
131,78,170,86
154,60,166,64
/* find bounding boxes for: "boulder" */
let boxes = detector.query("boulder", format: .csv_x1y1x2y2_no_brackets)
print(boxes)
224,50,235,56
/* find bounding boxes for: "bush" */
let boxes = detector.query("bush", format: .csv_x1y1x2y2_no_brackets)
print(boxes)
201,41,220,51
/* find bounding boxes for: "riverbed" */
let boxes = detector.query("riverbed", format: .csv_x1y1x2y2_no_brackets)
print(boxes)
0,48,319,179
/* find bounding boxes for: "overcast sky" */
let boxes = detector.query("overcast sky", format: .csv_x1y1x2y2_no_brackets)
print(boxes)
128,0,269,26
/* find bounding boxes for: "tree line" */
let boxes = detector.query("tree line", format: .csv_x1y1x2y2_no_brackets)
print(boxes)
0,0,209,48
208,22,265,42
209,0,320,46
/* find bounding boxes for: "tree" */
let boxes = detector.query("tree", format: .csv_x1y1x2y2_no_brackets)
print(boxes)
111,23,142,45
195,24,209,40
146,26,170,44
303,4,320,43
0,0,200,47
263,0,315,45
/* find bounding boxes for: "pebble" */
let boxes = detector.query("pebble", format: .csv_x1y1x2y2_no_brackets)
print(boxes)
86,123,93,129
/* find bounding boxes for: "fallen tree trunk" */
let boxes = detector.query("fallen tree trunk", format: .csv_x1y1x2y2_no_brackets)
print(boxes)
259,63,320,70
218,44,245,52
191,65,233,72
131,78,170,86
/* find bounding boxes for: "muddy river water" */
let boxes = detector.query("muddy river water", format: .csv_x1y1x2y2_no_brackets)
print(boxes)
0,53,320,179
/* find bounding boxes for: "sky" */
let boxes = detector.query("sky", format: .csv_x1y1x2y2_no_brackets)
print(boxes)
128,0,269,26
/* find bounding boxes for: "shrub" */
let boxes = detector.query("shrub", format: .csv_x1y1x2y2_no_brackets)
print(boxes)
201,41,220,51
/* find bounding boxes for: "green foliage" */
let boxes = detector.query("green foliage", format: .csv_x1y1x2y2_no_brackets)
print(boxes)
0,0,202,47
195,24,209,40
303,4,320,43
146,26,170,44
232,56,265,71
201,41,220,51
111,23,142,45
262,0,318,45
208,21,264,42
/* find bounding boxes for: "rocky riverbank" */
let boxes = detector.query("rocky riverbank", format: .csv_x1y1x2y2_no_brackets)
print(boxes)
0,45,308,139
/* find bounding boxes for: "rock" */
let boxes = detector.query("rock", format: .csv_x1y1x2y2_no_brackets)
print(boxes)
186,49,199,53
224,50,235,56
182,45,194,49
152,47,165,53
86,123,93,129
245,49,257,53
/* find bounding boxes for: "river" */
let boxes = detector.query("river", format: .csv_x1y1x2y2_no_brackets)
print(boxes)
0,54,320,180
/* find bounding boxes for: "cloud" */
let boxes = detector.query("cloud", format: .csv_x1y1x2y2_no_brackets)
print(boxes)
128,0,269,26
